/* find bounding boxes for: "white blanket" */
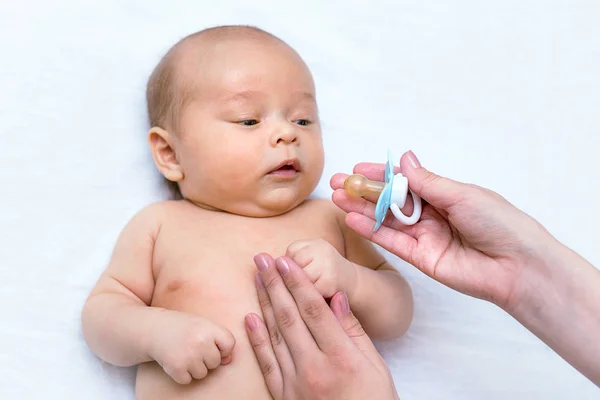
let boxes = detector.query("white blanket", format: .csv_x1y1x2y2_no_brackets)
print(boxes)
1,1,598,399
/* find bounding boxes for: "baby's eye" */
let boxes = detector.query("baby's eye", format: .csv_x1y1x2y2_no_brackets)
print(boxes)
238,119,259,126
294,119,311,126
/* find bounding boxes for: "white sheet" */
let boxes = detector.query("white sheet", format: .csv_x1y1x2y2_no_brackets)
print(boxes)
2,1,599,398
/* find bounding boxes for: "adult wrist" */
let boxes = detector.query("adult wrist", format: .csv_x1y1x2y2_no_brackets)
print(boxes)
504,234,570,321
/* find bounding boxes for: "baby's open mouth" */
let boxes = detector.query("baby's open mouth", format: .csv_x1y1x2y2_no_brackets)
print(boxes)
276,165,295,171
269,159,301,177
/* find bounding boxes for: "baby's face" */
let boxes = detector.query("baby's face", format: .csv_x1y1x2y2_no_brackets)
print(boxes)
174,37,324,217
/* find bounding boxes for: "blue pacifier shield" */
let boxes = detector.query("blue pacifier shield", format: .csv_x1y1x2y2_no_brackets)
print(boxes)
384,149,393,183
373,150,395,231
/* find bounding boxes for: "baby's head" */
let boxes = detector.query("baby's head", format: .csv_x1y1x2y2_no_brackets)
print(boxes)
146,25,324,217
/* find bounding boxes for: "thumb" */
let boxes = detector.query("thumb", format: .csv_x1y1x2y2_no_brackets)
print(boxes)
400,150,466,211
330,291,381,364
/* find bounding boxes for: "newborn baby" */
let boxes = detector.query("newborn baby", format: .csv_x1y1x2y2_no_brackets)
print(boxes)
81,25,413,400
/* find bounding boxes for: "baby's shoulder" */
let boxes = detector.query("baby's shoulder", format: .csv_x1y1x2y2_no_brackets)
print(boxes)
120,200,186,233
297,197,345,225
303,197,344,216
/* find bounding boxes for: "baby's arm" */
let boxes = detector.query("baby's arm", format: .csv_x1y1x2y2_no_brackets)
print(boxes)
81,204,234,384
81,205,161,366
335,209,414,341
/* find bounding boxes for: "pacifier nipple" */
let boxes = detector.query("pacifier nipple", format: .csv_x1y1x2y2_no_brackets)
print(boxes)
344,174,386,198
343,150,422,229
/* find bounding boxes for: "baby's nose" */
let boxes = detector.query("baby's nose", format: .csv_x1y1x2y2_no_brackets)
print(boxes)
271,123,298,145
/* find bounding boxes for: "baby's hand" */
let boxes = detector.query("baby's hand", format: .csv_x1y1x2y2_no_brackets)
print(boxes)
286,239,358,299
147,310,236,384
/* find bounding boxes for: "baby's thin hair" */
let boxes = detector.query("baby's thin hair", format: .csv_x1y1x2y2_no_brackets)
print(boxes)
146,25,283,199
146,25,282,132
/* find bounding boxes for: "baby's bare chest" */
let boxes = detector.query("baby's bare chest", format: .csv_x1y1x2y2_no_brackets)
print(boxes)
149,209,343,321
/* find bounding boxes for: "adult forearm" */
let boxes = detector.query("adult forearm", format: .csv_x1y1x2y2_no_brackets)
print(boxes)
348,264,414,340
81,293,162,366
508,240,600,386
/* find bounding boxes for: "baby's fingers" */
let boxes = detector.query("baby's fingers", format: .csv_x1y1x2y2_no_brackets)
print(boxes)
302,263,323,289
286,244,313,269
189,360,209,381
214,327,236,364
286,240,310,257
164,364,193,385
204,344,224,371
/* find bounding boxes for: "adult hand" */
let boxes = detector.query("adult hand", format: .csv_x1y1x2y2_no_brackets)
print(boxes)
331,150,600,387
330,150,556,310
244,254,399,400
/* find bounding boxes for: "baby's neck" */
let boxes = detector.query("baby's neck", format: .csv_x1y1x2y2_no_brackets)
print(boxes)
184,198,222,213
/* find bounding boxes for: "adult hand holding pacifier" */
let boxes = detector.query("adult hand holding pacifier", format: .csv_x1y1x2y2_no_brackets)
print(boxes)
331,151,600,386
331,150,551,308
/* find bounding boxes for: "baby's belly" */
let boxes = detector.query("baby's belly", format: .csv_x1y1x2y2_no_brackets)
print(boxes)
135,257,273,400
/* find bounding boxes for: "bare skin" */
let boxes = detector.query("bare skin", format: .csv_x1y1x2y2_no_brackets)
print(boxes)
81,199,405,399
80,27,413,400
246,253,400,400
331,151,600,388
240,151,599,400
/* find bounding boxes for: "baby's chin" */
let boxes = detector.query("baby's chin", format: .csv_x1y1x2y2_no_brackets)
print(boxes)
185,190,308,218
254,187,310,216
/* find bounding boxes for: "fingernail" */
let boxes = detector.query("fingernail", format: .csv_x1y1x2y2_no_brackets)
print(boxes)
275,258,290,275
255,273,265,289
406,150,421,169
340,291,350,314
245,314,259,331
254,254,269,272
221,355,232,365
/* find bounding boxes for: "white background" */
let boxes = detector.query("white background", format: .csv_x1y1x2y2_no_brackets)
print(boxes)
1,1,599,399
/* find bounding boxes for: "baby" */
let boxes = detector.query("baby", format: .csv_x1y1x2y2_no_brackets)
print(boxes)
81,25,414,400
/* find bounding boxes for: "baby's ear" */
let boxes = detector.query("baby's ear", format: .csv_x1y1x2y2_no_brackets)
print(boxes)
148,126,184,182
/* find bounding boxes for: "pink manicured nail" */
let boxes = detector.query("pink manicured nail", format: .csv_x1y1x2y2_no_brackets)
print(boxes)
245,314,259,331
254,254,269,272
406,150,421,168
339,291,350,314
275,258,290,275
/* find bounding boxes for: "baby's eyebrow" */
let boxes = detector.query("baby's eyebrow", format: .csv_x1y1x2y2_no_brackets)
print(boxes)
293,91,316,104
221,90,263,103
220,90,316,104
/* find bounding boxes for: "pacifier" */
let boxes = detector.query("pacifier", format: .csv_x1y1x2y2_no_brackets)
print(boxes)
344,150,422,231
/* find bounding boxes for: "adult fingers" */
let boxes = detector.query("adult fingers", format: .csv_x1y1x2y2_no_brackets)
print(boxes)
344,212,419,268
255,254,319,359
245,313,284,400
254,263,295,373
331,151,467,214
272,256,357,354
331,188,419,236
352,162,401,182
329,291,383,367
330,162,416,222
399,151,466,211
